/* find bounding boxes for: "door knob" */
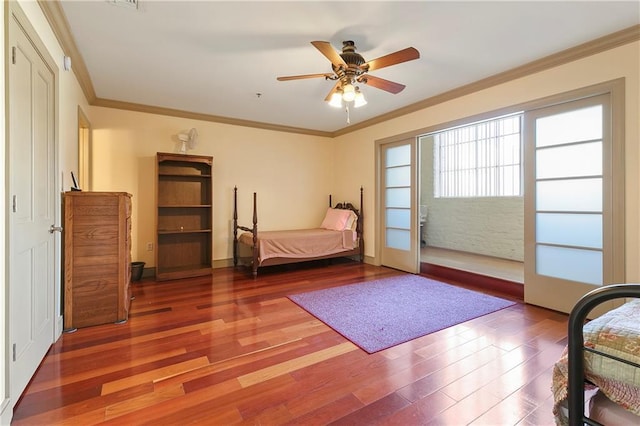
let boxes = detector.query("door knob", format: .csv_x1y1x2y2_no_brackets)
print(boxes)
49,225,63,233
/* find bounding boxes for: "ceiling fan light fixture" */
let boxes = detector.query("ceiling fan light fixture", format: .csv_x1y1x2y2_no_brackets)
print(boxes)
342,83,356,102
329,92,343,108
354,88,367,108
278,40,420,117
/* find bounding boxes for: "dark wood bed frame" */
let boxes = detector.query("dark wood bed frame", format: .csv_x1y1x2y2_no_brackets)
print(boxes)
567,283,640,426
233,186,364,277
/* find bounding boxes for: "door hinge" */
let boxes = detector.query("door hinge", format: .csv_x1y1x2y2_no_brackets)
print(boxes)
12,46,16,65
12,195,17,212
13,343,16,361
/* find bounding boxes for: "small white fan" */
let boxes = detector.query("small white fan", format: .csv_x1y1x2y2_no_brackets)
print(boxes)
178,128,198,153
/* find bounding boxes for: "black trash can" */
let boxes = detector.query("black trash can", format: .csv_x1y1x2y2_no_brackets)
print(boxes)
131,261,145,282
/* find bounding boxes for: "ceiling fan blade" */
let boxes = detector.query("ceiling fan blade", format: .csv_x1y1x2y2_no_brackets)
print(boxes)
324,81,341,101
311,41,347,68
364,47,420,72
358,74,406,94
277,73,334,81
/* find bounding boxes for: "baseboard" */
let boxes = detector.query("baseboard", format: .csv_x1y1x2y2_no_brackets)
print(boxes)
421,262,524,300
362,255,375,265
213,258,234,269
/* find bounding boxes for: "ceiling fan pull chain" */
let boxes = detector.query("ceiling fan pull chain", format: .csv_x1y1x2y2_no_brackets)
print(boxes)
346,105,351,124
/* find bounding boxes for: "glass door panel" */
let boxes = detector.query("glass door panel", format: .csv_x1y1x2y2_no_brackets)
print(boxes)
536,213,602,248
536,246,602,285
536,178,602,212
380,139,418,273
536,141,602,179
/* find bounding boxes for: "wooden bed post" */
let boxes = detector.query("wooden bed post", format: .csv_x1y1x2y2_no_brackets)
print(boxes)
233,186,238,266
251,192,258,278
359,186,364,262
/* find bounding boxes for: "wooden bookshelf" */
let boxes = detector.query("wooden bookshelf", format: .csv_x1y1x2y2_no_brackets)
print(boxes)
156,152,213,280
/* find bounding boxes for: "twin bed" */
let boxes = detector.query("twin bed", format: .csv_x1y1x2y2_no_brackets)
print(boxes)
553,284,640,425
233,187,364,277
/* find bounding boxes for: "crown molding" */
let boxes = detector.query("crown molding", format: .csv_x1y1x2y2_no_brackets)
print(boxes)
92,98,332,137
38,0,97,103
333,24,640,136
37,1,639,138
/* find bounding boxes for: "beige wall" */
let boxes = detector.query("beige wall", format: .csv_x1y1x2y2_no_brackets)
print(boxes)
88,107,335,267
333,41,639,279
5,0,637,277
88,41,640,277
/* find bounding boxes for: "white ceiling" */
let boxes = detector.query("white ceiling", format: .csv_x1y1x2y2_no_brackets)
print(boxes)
59,1,640,133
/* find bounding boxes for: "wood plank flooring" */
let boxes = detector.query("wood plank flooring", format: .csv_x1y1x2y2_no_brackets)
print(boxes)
12,260,568,425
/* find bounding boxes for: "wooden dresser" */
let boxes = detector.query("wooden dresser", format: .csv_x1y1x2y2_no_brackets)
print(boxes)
63,192,132,330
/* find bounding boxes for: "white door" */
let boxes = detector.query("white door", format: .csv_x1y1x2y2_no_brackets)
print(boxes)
9,10,57,400
379,139,419,273
524,93,624,314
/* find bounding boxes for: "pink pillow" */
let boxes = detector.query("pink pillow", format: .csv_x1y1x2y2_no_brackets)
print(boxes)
345,210,358,231
320,208,352,231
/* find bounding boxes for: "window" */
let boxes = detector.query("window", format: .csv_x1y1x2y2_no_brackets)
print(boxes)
434,113,522,197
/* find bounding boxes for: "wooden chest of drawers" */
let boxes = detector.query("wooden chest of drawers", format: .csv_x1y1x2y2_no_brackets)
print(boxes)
63,192,132,330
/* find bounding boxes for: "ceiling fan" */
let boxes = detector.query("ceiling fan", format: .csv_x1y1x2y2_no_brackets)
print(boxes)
277,40,420,108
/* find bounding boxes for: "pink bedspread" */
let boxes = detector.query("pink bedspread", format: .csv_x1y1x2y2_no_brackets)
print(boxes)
239,228,356,262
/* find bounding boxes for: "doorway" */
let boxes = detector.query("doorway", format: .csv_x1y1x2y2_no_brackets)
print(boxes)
418,113,525,283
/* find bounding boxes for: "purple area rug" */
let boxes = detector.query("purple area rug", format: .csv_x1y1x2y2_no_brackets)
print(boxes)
288,275,516,353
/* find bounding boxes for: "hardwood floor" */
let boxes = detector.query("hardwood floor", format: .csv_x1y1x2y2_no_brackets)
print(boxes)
12,260,568,425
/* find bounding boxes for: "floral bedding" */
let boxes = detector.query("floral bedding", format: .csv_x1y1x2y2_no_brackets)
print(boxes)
552,299,640,425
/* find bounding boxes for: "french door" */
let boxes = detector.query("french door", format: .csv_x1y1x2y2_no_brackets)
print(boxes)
379,138,419,273
524,92,624,314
